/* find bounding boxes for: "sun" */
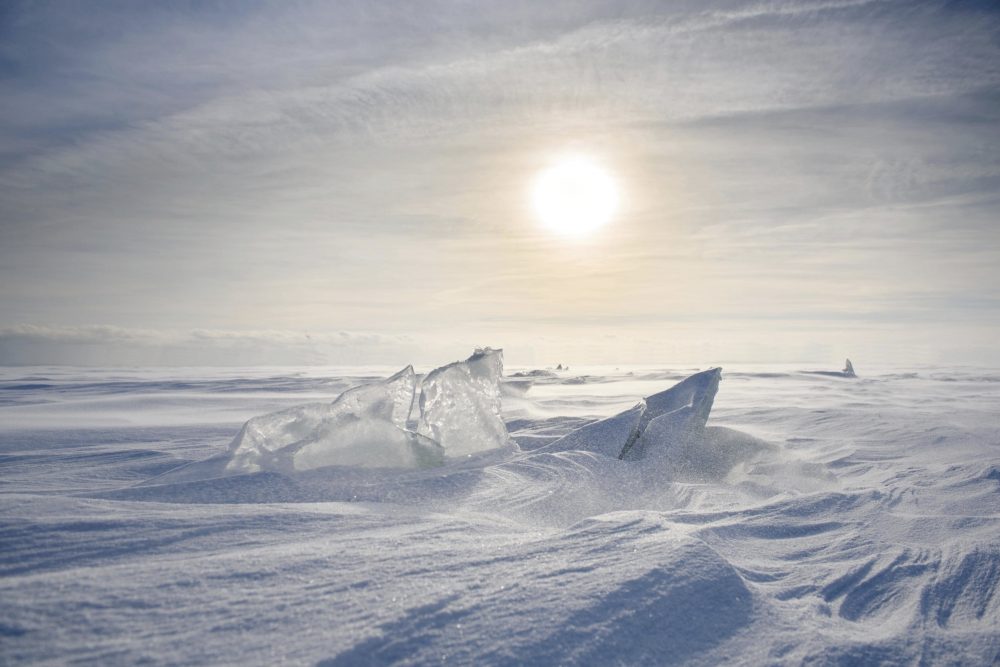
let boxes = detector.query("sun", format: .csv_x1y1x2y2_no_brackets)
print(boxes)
532,156,619,237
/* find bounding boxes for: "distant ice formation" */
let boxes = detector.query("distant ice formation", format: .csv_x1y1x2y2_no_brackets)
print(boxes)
509,369,557,378
804,358,858,378
543,368,721,461
226,348,510,473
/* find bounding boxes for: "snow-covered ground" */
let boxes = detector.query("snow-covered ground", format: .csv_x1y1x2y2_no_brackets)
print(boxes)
2,362,999,665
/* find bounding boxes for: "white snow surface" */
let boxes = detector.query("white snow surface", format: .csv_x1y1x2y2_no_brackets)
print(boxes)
2,362,1000,665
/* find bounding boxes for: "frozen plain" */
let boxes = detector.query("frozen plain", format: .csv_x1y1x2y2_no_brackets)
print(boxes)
2,359,999,665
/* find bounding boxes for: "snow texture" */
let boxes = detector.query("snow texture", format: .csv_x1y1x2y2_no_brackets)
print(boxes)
2,362,1000,665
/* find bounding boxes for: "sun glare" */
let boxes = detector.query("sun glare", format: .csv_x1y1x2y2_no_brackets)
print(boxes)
533,156,618,237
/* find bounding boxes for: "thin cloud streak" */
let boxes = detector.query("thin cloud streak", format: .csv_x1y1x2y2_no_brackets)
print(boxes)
1,1,998,365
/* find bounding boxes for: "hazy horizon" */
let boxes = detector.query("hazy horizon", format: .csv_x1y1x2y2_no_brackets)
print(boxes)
2,1,999,367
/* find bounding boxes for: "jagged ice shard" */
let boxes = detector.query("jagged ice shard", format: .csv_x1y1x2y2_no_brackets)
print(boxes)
225,348,510,473
544,368,721,461
416,348,508,457
224,353,718,474
226,365,442,472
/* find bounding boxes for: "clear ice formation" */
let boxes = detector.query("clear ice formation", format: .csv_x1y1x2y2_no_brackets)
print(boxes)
225,348,509,473
225,354,719,474
415,348,508,458
543,368,722,460
805,359,858,379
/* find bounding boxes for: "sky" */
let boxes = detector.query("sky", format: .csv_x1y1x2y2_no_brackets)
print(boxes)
1,0,999,367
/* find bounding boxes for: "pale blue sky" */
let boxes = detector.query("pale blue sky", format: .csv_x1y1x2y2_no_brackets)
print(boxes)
1,1,998,366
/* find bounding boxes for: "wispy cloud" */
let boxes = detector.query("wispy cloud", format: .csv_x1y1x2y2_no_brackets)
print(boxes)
1,1,998,364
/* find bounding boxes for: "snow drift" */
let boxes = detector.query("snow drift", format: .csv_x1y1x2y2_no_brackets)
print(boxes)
3,363,1000,665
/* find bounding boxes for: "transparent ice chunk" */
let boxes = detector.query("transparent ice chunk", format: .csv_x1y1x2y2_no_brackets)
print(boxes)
224,351,512,473
227,401,336,473
225,365,441,472
292,419,443,470
416,347,510,458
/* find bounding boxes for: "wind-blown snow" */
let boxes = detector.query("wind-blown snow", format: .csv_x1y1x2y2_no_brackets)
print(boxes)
1,362,999,665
